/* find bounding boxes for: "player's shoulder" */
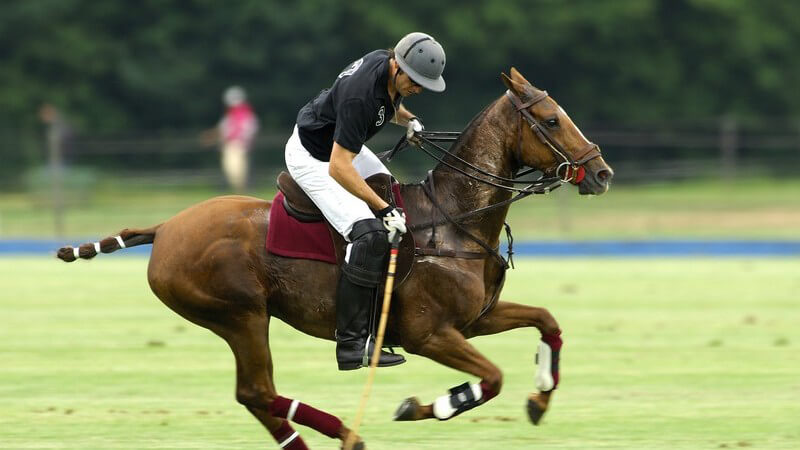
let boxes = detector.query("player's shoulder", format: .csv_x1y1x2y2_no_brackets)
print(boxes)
337,50,386,80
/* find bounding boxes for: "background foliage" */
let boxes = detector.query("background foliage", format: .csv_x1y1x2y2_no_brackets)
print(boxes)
1,1,798,158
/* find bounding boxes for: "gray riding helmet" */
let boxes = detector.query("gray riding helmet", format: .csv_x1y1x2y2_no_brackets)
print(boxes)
394,32,446,92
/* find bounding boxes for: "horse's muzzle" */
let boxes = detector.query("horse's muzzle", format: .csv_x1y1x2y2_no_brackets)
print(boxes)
578,161,613,195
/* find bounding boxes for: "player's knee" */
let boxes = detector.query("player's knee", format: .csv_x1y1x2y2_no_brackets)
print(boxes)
343,218,388,287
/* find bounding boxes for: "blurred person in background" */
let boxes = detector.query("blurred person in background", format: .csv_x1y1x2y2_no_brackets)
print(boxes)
205,86,259,193
39,103,74,166
284,32,446,370
39,103,74,236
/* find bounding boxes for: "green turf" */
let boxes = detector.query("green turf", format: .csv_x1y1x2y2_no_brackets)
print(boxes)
1,256,799,449
2,177,800,239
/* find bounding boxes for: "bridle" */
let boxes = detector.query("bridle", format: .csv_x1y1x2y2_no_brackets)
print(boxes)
378,88,602,270
382,89,602,191
377,87,604,323
505,89,602,184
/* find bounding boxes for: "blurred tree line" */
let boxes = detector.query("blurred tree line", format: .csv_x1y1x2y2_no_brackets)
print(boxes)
1,0,798,182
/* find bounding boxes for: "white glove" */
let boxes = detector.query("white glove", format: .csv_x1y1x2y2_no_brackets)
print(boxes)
378,207,407,242
406,117,424,144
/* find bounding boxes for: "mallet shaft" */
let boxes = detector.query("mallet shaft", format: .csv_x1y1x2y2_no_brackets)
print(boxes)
344,235,401,450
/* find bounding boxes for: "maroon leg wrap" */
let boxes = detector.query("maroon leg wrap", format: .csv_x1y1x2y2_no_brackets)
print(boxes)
479,381,499,403
269,421,308,450
541,330,562,389
269,396,342,439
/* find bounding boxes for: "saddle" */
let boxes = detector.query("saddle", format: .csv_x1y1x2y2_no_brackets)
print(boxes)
275,171,416,289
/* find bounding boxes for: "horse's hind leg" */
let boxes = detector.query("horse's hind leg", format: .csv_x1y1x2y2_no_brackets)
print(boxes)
460,301,563,425
395,326,503,422
214,314,306,448
219,313,364,449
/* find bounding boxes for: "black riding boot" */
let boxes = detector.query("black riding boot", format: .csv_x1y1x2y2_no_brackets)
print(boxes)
335,273,406,370
335,218,405,371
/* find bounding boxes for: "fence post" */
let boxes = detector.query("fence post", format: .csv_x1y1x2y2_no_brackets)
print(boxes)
719,117,738,180
46,120,65,237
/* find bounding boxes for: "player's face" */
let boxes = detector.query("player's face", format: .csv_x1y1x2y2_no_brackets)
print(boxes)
397,71,423,97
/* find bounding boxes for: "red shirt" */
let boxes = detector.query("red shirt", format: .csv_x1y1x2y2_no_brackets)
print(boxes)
221,103,258,149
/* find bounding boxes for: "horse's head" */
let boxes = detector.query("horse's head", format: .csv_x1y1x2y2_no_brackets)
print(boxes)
501,68,613,195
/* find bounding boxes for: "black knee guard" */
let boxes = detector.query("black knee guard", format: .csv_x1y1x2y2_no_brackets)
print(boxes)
341,218,389,287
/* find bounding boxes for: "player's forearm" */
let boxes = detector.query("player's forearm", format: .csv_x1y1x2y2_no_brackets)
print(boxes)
392,104,416,127
329,147,388,211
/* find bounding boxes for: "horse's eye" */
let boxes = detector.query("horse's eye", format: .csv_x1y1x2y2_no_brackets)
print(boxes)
545,118,559,129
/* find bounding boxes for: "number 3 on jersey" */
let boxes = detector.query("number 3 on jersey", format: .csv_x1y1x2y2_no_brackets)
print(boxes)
338,58,364,78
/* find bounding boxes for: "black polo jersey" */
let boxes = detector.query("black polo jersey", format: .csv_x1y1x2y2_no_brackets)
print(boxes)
296,50,401,162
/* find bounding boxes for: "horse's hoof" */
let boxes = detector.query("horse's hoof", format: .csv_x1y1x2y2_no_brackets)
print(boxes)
342,441,365,450
393,397,421,421
527,393,549,425
341,434,365,450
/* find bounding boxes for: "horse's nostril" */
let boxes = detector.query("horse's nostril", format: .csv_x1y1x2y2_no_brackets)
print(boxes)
596,168,613,182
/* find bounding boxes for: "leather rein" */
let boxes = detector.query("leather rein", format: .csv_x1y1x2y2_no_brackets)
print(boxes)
380,89,601,270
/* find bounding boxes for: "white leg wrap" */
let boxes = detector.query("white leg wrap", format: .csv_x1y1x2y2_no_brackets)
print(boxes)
73,247,80,259
432,383,483,420
535,341,554,391
93,242,101,253
286,399,299,422
279,431,299,448
114,235,126,249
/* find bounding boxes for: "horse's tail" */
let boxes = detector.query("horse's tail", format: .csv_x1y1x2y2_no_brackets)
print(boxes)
56,224,163,263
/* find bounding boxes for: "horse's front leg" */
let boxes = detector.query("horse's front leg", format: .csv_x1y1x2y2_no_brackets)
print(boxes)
461,301,563,425
394,326,503,422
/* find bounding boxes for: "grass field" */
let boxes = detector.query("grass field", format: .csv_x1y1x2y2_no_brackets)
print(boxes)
1,256,799,449
2,177,800,239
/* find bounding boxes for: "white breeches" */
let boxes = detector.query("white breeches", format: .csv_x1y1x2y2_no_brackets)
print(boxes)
284,125,390,239
222,141,248,192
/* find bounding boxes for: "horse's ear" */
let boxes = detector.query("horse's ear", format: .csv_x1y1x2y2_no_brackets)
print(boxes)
509,67,532,86
501,71,527,98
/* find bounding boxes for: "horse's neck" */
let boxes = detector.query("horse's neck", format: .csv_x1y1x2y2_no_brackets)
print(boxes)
430,97,518,248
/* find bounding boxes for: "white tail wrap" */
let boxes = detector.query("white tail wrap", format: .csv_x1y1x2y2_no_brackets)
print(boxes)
93,242,101,253
115,235,126,249
535,341,554,391
73,247,80,259
432,382,483,420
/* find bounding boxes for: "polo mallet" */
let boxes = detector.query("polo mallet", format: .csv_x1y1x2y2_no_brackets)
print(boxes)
343,232,402,450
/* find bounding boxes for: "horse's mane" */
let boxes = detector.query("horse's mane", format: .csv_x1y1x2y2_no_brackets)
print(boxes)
449,96,501,151
402,94,504,184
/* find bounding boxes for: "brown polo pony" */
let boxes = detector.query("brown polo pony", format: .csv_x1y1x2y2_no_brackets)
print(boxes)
57,68,613,449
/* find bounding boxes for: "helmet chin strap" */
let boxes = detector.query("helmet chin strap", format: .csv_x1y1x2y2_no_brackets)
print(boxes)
392,61,413,100
388,63,405,117
392,68,404,99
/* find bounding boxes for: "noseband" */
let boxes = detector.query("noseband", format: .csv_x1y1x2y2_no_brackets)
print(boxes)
505,90,602,184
